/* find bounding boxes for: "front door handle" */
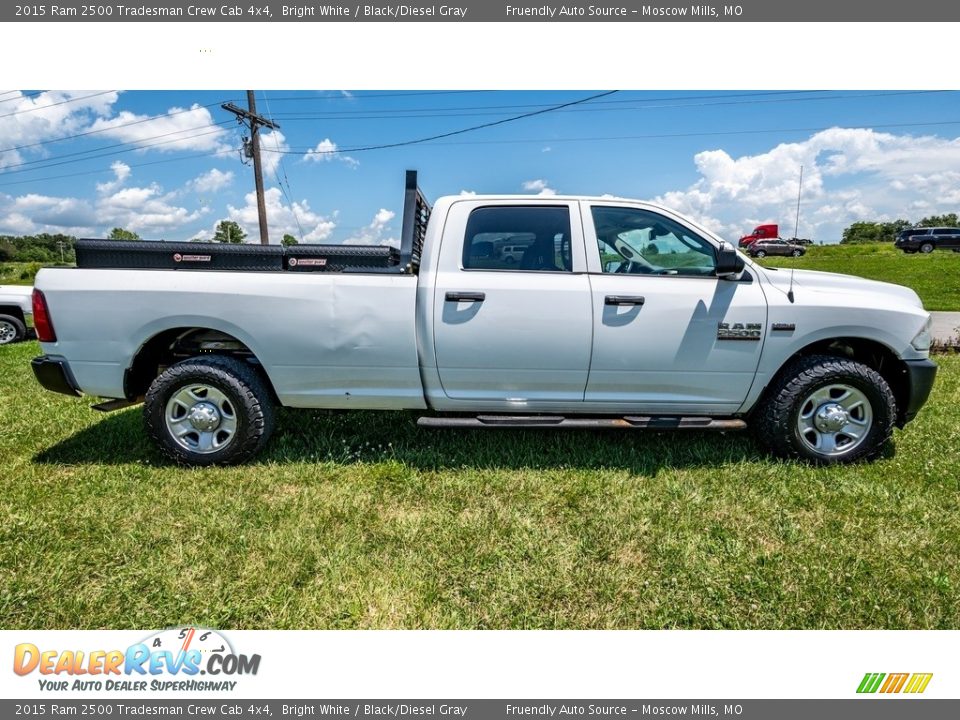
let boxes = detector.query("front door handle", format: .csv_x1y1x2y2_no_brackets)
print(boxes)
445,291,486,302
605,295,645,306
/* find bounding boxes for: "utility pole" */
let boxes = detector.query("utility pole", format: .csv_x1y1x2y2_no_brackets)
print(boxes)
794,164,804,240
222,93,280,245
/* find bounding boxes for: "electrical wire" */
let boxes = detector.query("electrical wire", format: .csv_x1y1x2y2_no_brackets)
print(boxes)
0,126,229,177
264,90,620,156
0,99,236,154
259,91,305,242
0,90,117,120
0,120,234,173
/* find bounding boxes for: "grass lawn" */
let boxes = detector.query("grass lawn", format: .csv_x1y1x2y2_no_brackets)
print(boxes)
757,242,960,310
1,340,959,630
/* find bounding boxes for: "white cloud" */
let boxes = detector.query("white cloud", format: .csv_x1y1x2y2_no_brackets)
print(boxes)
0,90,120,170
0,166,205,237
188,168,234,193
95,161,132,194
458,190,477,196
344,208,398,247
303,137,359,168
257,128,288,177
226,187,336,243
86,103,232,155
522,178,557,196
651,127,960,242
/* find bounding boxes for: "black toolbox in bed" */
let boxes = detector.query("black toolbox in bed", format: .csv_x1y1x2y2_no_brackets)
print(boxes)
75,240,285,272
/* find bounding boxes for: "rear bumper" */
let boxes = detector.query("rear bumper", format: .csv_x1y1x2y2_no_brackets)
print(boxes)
31,355,81,397
900,358,937,425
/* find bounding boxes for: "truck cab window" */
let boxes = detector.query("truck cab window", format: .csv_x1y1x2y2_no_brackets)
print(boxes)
592,206,716,276
462,206,572,271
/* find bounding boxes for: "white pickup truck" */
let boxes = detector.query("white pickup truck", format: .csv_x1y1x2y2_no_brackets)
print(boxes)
31,172,936,466
0,284,34,345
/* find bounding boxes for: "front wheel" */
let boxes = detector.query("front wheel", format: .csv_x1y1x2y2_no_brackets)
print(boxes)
753,355,895,464
791,249,803,257
0,314,26,345
144,355,275,466
754,250,767,258
919,242,935,254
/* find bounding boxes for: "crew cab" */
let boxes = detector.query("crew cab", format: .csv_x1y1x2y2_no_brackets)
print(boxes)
895,227,960,254
31,172,937,466
0,284,34,345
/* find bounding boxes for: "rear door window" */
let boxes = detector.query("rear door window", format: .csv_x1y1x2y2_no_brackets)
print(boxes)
462,206,572,272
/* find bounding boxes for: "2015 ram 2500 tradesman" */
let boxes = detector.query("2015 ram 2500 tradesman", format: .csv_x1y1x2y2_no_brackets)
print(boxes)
31,172,937,466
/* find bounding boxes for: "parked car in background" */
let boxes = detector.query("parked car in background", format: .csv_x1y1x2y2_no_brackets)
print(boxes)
895,227,960,254
747,239,806,258
738,223,779,248
0,285,34,345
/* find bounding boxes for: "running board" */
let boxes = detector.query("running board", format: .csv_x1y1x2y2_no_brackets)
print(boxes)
417,415,747,430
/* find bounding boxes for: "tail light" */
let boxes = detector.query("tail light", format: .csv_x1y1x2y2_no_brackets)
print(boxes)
32,289,57,343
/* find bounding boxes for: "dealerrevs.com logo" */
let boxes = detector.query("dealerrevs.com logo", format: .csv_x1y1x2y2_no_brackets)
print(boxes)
13,627,261,692
857,672,933,694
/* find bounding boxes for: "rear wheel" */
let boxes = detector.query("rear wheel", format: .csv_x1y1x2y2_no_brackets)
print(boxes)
754,354,895,464
919,242,935,254
144,355,275,466
0,314,26,345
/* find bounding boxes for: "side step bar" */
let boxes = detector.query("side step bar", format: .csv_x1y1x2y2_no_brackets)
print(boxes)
417,415,747,430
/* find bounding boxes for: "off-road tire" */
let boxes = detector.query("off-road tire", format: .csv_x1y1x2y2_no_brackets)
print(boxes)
0,314,26,345
144,355,275,466
753,354,896,464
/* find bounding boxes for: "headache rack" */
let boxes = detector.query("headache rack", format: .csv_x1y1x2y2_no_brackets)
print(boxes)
74,170,432,275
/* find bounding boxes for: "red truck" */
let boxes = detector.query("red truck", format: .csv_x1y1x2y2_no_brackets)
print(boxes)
738,224,778,248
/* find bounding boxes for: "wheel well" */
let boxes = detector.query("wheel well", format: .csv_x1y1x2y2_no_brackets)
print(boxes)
0,305,26,325
777,337,911,424
125,328,277,401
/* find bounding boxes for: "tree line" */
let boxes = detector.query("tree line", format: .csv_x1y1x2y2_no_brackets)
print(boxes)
840,214,959,244
0,222,301,264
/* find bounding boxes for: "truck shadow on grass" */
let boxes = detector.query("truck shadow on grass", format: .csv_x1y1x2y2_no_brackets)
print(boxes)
34,406,891,471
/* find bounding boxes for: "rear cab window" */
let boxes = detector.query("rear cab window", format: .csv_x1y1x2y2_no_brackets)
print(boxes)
462,206,573,272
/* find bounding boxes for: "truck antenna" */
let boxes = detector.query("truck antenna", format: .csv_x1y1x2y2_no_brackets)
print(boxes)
788,165,803,303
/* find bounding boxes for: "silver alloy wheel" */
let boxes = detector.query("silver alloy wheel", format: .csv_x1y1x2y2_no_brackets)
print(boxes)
796,383,873,457
920,243,934,253
0,319,16,344
755,250,766,257
164,384,238,454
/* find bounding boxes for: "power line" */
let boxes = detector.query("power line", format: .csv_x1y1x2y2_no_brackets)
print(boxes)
267,90,953,121
262,90,486,102
265,90,621,156
0,126,229,177
0,90,117,120
0,90,43,105
0,99,236,154
0,120,233,173
259,91,305,242
0,149,234,188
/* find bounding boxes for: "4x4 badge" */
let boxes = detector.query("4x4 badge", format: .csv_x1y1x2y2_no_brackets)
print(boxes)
717,322,762,340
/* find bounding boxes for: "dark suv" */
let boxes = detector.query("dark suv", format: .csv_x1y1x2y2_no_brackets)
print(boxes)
895,227,960,254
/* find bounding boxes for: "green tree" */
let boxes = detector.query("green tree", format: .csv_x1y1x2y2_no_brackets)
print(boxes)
917,213,959,228
281,234,299,247
107,227,141,241
213,220,247,244
841,219,912,244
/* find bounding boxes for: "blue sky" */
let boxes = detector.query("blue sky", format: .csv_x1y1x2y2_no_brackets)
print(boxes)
2,89,959,244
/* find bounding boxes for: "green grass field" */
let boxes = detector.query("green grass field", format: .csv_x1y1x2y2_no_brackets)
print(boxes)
758,243,960,311
1,340,958,630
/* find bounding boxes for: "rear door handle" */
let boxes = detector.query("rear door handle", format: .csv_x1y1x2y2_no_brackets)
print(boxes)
605,295,645,306
445,291,486,302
